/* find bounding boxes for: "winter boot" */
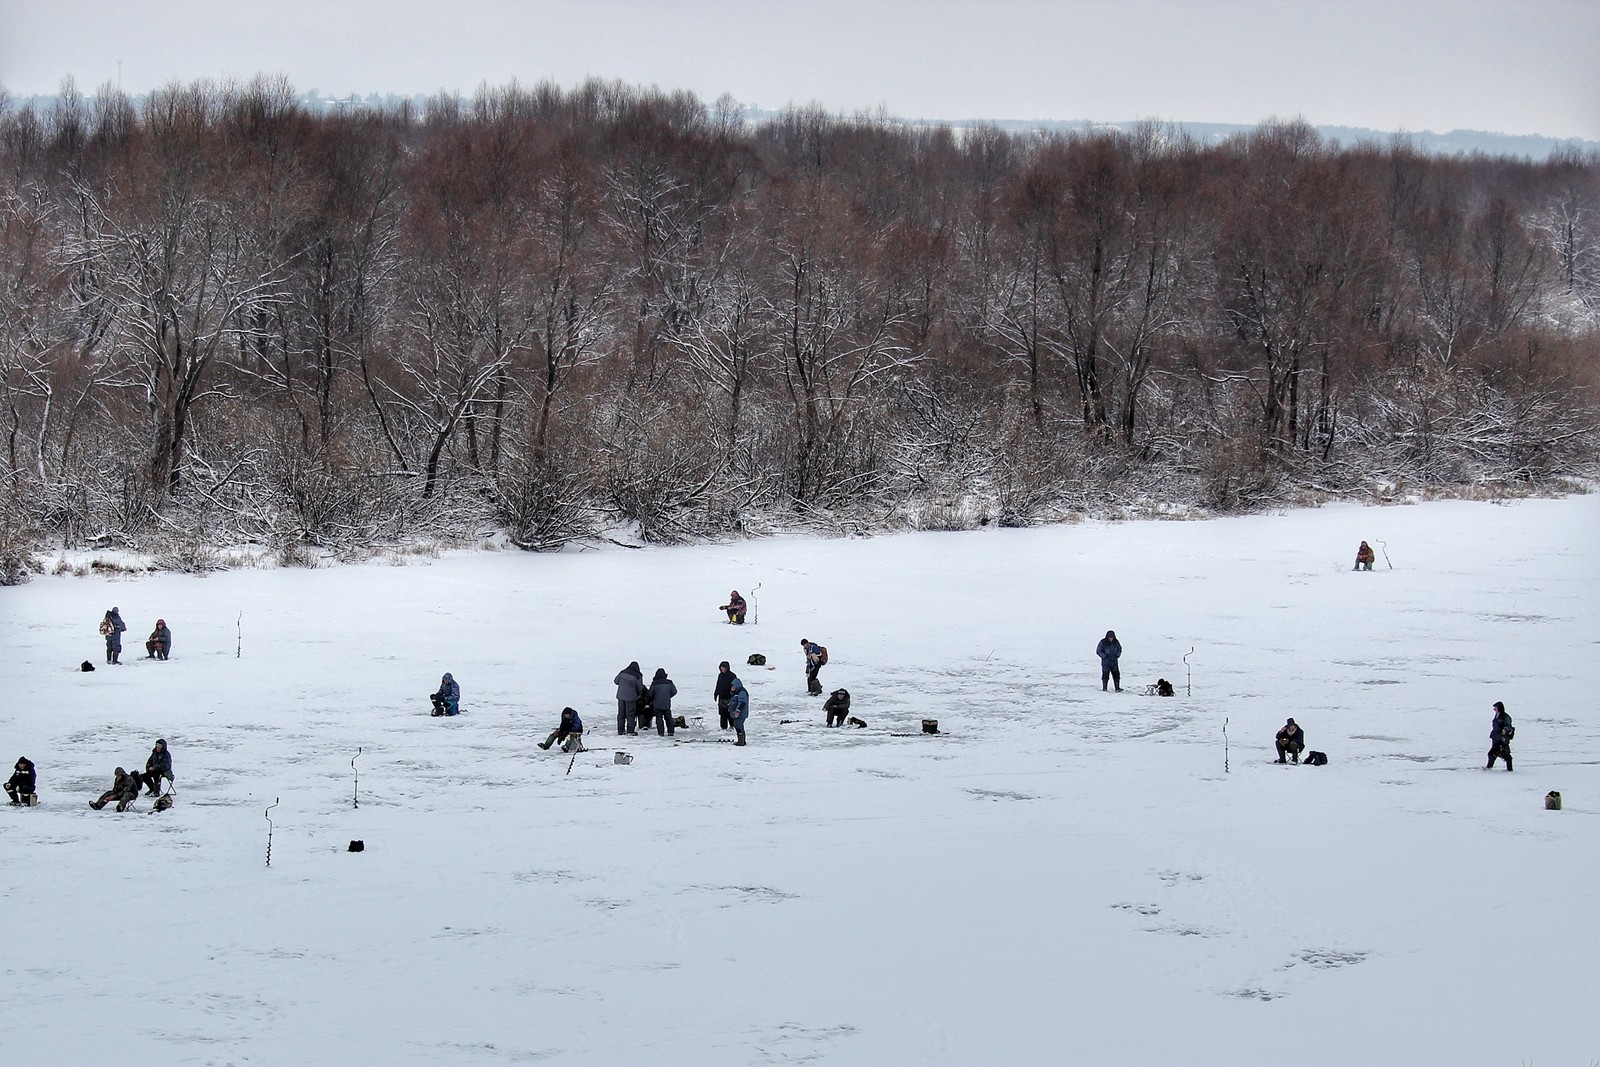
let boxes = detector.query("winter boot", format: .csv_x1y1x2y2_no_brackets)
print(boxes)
538,740,552,750
1505,756,1513,771
734,731,747,746
90,799,105,810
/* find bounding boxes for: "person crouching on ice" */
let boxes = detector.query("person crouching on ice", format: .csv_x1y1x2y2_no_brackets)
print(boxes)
721,590,747,624
1275,718,1305,764
538,707,585,753
1354,541,1375,571
145,618,172,659
824,688,851,728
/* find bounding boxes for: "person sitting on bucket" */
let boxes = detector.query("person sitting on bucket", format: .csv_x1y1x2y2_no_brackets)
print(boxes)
6,756,36,804
430,672,460,716
1354,541,1376,571
538,707,585,752
1275,718,1305,764
145,618,172,659
721,590,747,624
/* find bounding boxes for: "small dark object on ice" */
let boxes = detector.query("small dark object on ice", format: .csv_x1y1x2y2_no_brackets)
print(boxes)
1545,791,1562,811
1155,678,1175,697
80,660,95,672
847,716,867,729
922,719,939,734
151,794,173,812
1305,751,1328,766
747,653,767,666
348,840,365,852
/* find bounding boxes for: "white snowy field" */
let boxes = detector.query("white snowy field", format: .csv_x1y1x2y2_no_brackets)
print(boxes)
2,495,1598,1066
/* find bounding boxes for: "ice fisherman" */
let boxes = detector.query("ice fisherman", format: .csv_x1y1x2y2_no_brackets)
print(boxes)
1275,718,1305,764
6,756,36,804
1487,701,1514,771
615,662,645,735
99,607,126,665
650,668,679,737
824,688,852,728
1096,630,1123,692
721,590,747,625
90,767,141,811
714,661,736,730
728,677,750,746
431,672,460,716
144,619,172,660
141,739,174,796
538,707,585,753
1354,541,1376,571
801,638,827,695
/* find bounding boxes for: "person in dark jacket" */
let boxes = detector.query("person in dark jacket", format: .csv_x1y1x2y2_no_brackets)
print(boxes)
650,668,679,736
6,756,36,804
100,607,127,665
728,677,750,746
1275,718,1305,764
90,767,141,811
1096,630,1123,692
141,739,174,796
823,688,851,728
1487,701,1514,771
801,638,826,695
145,619,173,659
430,672,460,716
615,662,645,735
538,707,585,752
714,661,735,730
720,590,747,624
1354,541,1376,571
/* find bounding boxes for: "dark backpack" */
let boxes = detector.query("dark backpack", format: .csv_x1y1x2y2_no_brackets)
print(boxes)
1502,721,1515,741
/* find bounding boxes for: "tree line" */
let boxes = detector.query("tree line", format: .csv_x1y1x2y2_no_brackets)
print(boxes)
1,76,1596,574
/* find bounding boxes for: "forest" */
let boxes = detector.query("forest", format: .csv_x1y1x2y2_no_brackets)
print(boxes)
1,76,1596,576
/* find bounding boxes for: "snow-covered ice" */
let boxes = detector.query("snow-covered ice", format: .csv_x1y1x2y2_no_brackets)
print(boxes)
3,496,1598,1065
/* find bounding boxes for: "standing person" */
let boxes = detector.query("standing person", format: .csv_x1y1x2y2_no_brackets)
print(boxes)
141,739,174,796
823,688,851,728
801,638,828,695
1487,701,1514,771
728,677,750,746
430,672,460,716
144,619,173,659
90,767,141,811
720,590,747,625
1274,718,1305,764
538,707,585,752
1354,541,1376,571
1096,630,1123,692
650,668,679,737
5,756,36,804
100,607,127,665
614,661,645,736
714,661,735,730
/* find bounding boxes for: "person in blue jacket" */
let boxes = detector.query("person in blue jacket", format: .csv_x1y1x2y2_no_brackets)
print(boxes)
614,662,645,735
538,707,585,752
430,672,460,716
99,607,127,665
650,668,679,737
1096,630,1123,692
728,677,750,746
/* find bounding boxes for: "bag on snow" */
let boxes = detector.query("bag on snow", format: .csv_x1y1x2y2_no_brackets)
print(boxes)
747,653,767,666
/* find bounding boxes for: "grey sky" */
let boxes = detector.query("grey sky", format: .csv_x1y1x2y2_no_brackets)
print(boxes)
2,0,1597,139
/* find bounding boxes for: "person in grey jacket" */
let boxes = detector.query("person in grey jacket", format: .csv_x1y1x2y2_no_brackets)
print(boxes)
140,738,174,796
615,662,645,735
650,668,679,736
1096,630,1123,692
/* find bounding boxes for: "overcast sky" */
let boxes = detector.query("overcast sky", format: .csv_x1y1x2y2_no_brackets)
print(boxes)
2,0,1597,139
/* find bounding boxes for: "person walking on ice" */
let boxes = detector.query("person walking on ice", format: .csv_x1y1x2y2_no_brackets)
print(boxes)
801,638,828,695
538,707,585,752
1096,630,1122,692
1487,701,1514,771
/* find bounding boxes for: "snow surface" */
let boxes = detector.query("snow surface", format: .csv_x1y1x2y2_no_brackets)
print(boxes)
3,496,1598,1065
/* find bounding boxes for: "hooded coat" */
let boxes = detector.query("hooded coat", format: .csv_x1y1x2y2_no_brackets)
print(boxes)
615,663,646,704
649,669,678,712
